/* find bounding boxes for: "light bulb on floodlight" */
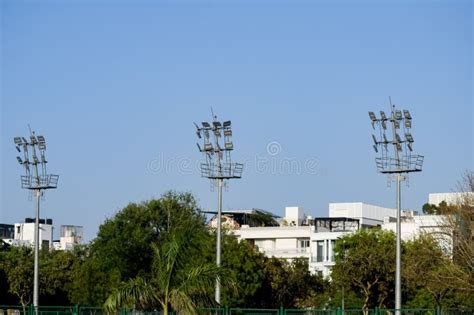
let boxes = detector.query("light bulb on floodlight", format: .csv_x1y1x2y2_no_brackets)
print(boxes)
202,122,210,128
403,110,411,120
405,120,412,129
37,136,45,143
395,133,402,143
14,137,22,145
224,129,232,137
395,110,402,120
405,133,414,142
223,120,231,127
225,142,234,150
368,112,377,121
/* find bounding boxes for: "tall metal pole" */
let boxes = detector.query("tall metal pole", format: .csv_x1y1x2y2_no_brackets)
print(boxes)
368,103,423,314
13,132,59,315
34,189,41,311
395,173,401,315
216,178,223,304
195,118,243,306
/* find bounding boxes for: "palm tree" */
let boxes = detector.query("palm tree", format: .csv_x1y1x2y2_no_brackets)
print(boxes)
104,222,231,315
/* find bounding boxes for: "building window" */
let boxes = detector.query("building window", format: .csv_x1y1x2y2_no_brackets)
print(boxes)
300,239,310,249
331,240,336,262
316,241,324,262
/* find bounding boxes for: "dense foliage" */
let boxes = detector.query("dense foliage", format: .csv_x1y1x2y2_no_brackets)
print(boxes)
1,181,473,311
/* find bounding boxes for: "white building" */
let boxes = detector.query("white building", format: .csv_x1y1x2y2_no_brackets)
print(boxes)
382,214,452,254
428,192,474,206
235,207,312,260
14,218,54,248
53,225,84,250
232,203,396,278
309,202,396,277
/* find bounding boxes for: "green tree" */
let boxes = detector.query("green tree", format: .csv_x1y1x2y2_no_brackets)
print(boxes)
331,229,396,311
220,236,267,307
1,246,34,310
104,220,231,314
70,191,205,306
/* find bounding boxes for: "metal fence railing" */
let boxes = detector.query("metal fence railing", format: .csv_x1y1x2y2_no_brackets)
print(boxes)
0,306,472,315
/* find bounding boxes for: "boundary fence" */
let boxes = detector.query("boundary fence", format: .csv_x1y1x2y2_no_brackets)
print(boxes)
0,305,472,315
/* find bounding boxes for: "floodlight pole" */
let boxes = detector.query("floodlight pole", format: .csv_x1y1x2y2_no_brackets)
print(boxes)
34,189,41,309
368,102,423,315
194,117,243,305
13,131,59,315
396,173,401,314
216,177,223,303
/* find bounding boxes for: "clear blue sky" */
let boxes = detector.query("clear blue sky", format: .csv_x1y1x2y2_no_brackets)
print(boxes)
1,0,472,241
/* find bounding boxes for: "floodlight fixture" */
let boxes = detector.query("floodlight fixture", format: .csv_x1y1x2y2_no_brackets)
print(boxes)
13,129,59,314
403,110,411,120
395,110,402,120
368,111,377,121
368,100,423,315
405,120,412,129
225,141,234,150
194,114,243,305
395,133,402,143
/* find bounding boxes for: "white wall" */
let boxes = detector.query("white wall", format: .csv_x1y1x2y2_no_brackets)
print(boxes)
14,222,53,248
329,202,396,226
428,192,474,206
284,206,304,226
